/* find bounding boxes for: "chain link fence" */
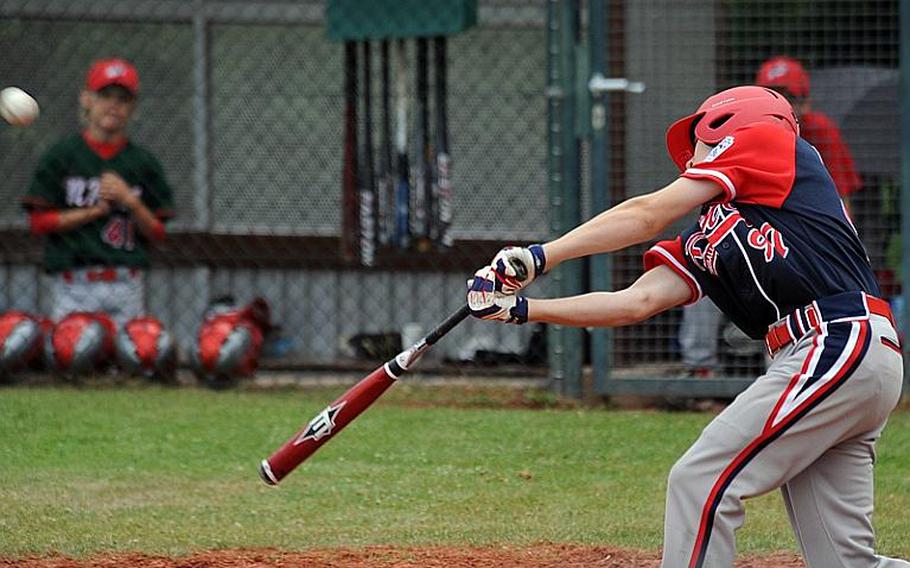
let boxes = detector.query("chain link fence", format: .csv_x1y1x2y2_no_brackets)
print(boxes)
605,0,901,394
0,0,903,394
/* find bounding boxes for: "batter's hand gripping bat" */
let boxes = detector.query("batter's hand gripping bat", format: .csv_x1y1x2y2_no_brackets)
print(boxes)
259,259,528,485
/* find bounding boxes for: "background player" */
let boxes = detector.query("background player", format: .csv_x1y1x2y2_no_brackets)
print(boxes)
756,55,862,201
20,58,175,329
467,86,907,567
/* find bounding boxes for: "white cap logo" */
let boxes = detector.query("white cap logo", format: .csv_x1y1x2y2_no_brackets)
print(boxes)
765,62,790,80
105,64,126,79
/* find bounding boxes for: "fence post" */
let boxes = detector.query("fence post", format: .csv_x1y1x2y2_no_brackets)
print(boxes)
545,0,584,397
901,0,910,395
587,0,613,397
192,0,212,232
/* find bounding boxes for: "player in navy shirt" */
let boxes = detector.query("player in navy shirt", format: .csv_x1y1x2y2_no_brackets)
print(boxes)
467,86,907,567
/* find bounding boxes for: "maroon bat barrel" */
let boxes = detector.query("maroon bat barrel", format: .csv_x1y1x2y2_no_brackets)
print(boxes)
259,304,471,485
259,365,396,484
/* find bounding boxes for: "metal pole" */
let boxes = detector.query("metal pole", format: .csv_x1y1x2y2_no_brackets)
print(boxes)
588,0,612,397
192,2,212,231
545,0,567,390
901,0,910,394
559,0,584,398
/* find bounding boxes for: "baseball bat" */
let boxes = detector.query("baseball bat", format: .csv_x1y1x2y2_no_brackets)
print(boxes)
260,304,469,485
412,37,431,250
359,41,377,267
394,39,411,249
432,36,452,248
259,258,529,485
377,40,394,247
340,42,360,262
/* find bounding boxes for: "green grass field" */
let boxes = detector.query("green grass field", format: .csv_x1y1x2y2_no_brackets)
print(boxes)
1,384,908,559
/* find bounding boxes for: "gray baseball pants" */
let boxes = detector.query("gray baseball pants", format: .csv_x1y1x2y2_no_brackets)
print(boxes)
680,299,725,370
52,268,144,328
661,311,907,567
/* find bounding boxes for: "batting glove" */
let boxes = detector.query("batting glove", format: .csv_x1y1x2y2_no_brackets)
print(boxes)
466,267,529,324
490,244,546,294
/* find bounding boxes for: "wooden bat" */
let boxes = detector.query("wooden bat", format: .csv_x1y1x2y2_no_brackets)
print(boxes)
377,40,394,247
340,42,360,262
358,41,377,267
432,36,452,247
412,37,431,250
394,39,411,249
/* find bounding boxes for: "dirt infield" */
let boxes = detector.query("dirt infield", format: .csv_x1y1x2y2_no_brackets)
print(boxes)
2,545,806,567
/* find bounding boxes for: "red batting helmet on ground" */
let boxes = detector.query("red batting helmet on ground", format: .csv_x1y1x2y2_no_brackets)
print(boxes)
755,56,810,99
0,311,50,379
45,312,116,376
114,316,177,382
665,85,799,171
191,297,271,390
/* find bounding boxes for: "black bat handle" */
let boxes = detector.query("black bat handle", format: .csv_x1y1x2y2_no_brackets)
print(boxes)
423,304,471,346
422,257,527,347
509,257,529,282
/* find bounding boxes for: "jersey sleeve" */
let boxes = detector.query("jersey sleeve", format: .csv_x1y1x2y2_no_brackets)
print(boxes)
681,123,796,209
642,236,702,305
21,146,67,210
800,111,862,197
141,154,176,220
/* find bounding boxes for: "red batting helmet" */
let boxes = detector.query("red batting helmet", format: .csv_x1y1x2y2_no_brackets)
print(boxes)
45,312,116,375
0,311,49,378
114,316,177,382
755,56,810,99
191,297,271,389
665,85,799,171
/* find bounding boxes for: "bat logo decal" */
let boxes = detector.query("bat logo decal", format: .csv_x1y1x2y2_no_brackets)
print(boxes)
293,401,348,445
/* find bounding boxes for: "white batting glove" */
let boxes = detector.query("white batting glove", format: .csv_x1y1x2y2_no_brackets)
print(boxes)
489,244,546,294
466,267,529,324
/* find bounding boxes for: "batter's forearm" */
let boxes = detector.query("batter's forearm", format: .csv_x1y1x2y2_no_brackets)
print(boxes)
526,265,694,327
528,291,652,328
542,196,662,270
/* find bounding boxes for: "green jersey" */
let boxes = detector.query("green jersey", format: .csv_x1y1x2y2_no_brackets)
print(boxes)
22,133,175,273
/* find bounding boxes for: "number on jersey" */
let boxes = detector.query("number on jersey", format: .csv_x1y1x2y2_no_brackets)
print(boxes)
102,216,136,251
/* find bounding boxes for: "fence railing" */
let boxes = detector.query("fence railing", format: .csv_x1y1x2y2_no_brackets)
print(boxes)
0,0,903,397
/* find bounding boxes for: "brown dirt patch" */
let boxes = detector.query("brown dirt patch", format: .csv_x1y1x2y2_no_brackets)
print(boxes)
1,545,805,567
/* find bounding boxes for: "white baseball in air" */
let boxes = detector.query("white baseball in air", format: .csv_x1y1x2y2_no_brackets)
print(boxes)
0,87,40,127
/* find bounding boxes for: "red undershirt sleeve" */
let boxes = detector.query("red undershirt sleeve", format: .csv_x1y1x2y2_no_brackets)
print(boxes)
28,209,61,235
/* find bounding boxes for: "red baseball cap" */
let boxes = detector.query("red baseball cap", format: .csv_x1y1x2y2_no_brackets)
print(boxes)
755,56,809,99
85,58,140,95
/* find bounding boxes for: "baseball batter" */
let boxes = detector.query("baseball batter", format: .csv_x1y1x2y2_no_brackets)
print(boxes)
467,86,907,567
21,59,174,328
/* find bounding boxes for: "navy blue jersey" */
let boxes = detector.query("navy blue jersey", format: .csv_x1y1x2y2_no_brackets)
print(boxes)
644,123,878,339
